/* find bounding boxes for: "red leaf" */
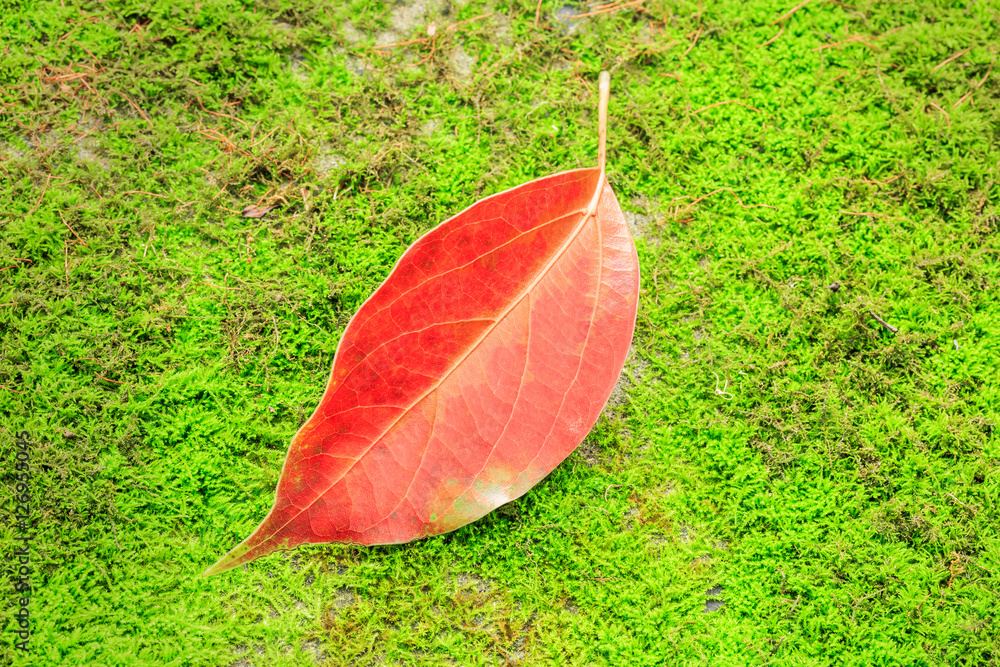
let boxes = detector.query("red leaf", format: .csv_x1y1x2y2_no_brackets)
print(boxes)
205,73,639,575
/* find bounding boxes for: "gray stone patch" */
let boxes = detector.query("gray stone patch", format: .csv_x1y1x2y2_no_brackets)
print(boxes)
345,55,366,77
341,20,365,45
553,5,583,35
453,572,491,593
376,0,445,46
623,194,661,245
300,639,329,663
330,587,355,610
449,44,475,80
604,344,651,412
313,148,347,176
288,50,309,82
510,636,527,662
490,12,513,44
635,21,657,44
419,118,441,138
25,130,62,149
0,141,26,159
704,585,724,613
75,138,110,170
623,210,653,241
574,438,602,467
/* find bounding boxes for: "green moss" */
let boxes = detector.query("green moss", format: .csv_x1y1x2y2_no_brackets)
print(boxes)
1,0,998,664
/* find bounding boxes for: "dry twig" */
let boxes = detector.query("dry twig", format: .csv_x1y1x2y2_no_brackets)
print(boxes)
868,311,898,334
567,0,646,19
931,46,972,73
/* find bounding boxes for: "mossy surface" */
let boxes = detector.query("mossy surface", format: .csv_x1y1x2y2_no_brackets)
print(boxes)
2,0,999,665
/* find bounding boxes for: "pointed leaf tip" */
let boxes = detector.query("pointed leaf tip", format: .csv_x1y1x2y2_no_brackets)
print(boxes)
202,551,236,577
202,535,260,576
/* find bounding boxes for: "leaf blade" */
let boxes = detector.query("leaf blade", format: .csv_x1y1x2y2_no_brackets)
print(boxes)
207,138,637,577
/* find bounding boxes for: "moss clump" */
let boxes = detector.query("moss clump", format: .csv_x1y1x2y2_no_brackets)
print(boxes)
1,0,997,665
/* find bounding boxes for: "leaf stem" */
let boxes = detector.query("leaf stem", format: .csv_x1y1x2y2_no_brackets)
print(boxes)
598,71,610,175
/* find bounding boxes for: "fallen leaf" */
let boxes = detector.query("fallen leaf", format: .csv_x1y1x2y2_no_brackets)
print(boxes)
205,72,639,575
241,204,275,218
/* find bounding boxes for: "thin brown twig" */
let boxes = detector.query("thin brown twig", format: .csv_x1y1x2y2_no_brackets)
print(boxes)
363,12,493,51
567,0,645,19
681,27,702,60
859,174,902,186
122,190,168,199
199,127,253,157
369,37,429,51
95,372,125,384
839,209,904,219
945,553,966,588
945,492,978,516
60,214,88,247
927,101,951,125
812,35,880,52
771,0,814,24
674,188,777,219
868,311,898,334
28,174,53,216
197,100,251,130
115,91,154,127
589,0,629,9
200,280,241,291
932,46,972,73
447,11,494,31
952,60,994,109
246,125,281,149
535,0,543,26
952,90,974,109
760,25,784,48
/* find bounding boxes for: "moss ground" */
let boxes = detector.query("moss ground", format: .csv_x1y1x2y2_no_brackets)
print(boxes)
2,0,999,665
